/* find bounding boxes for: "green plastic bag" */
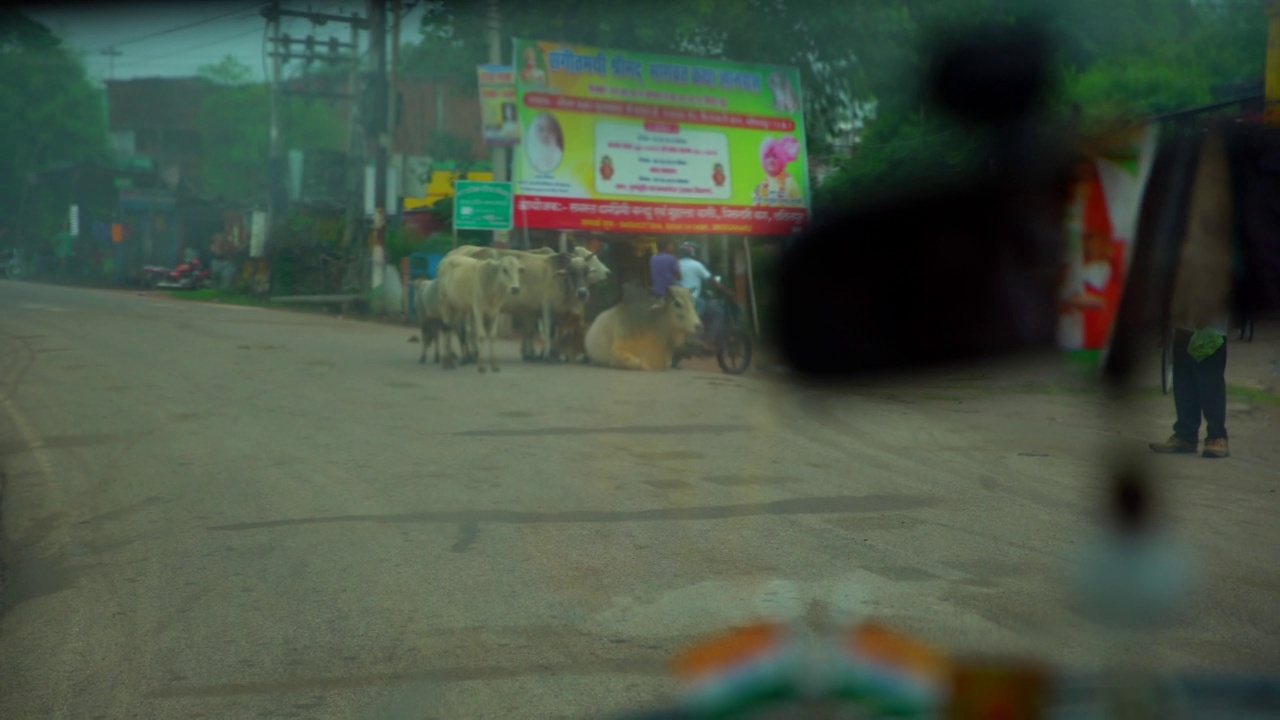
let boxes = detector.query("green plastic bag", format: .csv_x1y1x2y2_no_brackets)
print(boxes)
1188,328,1224,362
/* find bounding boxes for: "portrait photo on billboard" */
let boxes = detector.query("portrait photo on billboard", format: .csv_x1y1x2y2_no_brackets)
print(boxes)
526,112,564,175
519,45,548,86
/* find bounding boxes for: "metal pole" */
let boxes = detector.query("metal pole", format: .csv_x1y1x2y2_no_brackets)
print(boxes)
741,236,761,337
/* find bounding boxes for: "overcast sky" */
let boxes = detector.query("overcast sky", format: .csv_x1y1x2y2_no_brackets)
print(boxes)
22,2,428,83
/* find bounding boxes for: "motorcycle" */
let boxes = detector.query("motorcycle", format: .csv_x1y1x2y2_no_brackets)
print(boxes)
142,257,212,290
672,280,754,375
3,247,38,281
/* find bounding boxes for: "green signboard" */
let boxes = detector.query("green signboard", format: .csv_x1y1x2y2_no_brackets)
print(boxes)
453,180,514,230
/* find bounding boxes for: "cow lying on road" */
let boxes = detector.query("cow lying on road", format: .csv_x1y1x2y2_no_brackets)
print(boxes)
584,284,702,371
436,254,524,372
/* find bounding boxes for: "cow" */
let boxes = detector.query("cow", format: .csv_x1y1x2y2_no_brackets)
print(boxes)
446,246,593,363
527,245,611,286
435,254,524,372
551,312,588,364
584,283,703,371
412,278,471,365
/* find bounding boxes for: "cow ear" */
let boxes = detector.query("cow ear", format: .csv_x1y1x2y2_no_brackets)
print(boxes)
583,252,596,261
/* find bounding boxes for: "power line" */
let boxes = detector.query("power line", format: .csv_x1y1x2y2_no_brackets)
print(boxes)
110,26,268,69
90,2,265,53
105,4,347,75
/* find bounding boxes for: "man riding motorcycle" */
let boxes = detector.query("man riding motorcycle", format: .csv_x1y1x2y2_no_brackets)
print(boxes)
677,242,730,351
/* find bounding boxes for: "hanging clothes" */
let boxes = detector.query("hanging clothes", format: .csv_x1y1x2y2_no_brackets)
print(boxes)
1225,124,1280,318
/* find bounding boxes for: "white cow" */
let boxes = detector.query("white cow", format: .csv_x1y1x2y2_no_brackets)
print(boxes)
412,278,472,365
585,284,703,371
446,246,593,362
436,254,524,372
528,245,611,286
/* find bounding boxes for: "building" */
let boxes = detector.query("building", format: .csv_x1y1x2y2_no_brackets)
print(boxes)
105,77,215,194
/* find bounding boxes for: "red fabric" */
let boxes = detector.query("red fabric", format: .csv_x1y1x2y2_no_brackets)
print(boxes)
1079,169,1125,350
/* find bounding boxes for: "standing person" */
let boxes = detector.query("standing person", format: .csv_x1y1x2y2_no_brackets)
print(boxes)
649,238,681,298
676,242,730,350
1149,130,1233,459
1150,321,1229,458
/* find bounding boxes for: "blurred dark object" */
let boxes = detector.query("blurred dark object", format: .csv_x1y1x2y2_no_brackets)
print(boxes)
1105,122,1280,387
775,24,1076,380
927,27,1053,129
1226,124,1280,319
1102,132,1202,386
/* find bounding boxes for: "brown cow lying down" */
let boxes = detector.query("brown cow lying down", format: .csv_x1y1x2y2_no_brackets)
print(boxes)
584,283,702,371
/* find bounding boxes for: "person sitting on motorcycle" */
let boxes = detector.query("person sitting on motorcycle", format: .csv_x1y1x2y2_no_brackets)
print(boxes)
676,242,729,350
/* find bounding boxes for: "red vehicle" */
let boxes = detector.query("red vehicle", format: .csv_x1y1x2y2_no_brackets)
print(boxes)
142,257,212,290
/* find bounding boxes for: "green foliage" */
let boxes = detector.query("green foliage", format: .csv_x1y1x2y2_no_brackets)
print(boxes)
195,55,346,202
817,0,1269,219
408,1,1269,223
385,224,429,264
426,130,475,165
197,54,254,85
0,11,109,243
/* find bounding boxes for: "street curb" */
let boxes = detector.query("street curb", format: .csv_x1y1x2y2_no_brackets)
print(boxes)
0,467,10,615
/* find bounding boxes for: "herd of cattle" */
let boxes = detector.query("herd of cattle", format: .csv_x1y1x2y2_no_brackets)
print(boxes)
412,244,704,373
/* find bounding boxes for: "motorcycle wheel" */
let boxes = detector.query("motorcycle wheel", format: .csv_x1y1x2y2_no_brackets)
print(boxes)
716,330,753,375
5,261,26,281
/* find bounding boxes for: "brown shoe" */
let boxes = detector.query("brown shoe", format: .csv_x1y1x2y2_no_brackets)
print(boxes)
1202,438,1230,459
1149,435,1198,454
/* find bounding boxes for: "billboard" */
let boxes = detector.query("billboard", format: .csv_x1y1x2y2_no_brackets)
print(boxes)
1058,125,1159,360
478,65,519,146
511,38,809,236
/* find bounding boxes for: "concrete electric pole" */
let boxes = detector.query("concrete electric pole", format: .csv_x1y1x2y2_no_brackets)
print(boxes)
368,0,389,311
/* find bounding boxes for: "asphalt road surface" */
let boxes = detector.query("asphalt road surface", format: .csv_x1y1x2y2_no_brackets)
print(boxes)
2,280,1279,719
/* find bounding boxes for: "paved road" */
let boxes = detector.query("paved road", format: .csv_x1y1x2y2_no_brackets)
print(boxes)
2,281,1278,719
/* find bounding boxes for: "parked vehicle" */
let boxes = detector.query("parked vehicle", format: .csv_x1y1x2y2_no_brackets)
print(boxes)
2,247,41,281
142,258,212,290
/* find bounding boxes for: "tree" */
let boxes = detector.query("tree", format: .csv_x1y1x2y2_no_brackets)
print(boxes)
0,10,109,244
195,54,346,203
818,0,1270,216
410,0,912,152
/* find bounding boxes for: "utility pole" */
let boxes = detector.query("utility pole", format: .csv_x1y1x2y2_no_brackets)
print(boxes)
390,0,401,154
100,47,121,79
368,0,389,312
263,2,285,255
261,4,368,290
486,0,505,182
486,0,508,246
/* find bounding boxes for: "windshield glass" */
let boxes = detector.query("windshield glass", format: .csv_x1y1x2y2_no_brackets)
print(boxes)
1,2,1277,718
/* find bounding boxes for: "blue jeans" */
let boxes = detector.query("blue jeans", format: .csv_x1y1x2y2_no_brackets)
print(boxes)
696,297,725,345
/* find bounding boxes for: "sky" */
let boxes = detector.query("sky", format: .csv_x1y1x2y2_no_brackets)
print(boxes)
22,1,428,83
